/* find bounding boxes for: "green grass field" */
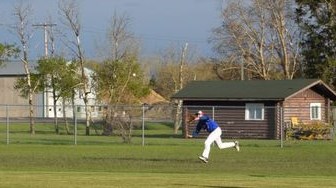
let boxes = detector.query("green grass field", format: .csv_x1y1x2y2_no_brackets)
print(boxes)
0,122,336,187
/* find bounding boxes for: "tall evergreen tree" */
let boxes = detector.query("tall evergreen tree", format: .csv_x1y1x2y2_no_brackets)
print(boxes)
296,0,336,89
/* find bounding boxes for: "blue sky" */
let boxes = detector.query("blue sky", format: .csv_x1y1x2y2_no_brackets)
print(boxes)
0,0,223,60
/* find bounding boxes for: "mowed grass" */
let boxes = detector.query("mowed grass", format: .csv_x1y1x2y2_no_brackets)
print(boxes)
0,123,336,187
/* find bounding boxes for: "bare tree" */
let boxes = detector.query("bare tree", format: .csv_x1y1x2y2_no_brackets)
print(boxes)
94,12,149,139
156,46,185,99
154,45,200,99
59,0,91,135
210,0,301,80
174,43,188,134
12,2,37,134
267,1,301,79
153,44,202,133
107,12,139,61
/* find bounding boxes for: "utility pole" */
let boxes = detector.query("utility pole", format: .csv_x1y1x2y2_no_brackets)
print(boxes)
33,23,56,119
32,23,56,57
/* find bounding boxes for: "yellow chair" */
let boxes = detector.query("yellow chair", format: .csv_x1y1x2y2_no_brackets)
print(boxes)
291,117,299,128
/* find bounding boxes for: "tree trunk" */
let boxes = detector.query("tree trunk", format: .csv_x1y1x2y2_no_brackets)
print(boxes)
62,98,70,135
28,93,35,135
174,100,183,133
23,58,35,135
52,85,59,134
174,43,188,134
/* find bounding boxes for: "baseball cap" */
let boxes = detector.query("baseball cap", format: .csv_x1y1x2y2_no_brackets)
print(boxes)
195,111,203,116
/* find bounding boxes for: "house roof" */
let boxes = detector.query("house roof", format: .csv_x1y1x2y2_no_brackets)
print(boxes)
0,61,34,76
140,89,168,105
0,61,94,77
171,79,336,101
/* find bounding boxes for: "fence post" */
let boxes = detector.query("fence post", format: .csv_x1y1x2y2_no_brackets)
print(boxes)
142,104,145,146
74,105,77,145
212,106,215,120
6,105,9,145
333,107,336,140
280,106,283,148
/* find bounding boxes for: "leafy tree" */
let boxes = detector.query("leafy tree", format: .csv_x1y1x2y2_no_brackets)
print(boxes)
14,74,41,98
0,43,19,64
92,11,146,141
296,0,336,89
59,0,91,135
36,57,80,134
93,56,149,140
94,57,149,104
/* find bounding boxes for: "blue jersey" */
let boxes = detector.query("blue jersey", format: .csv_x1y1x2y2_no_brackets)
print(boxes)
192,115,219,137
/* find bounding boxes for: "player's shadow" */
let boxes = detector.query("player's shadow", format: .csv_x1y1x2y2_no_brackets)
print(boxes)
174,185,247,188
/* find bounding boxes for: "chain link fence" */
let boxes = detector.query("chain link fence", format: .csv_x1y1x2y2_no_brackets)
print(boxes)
183,105,336,147
0,104,335,145
0,104,175,145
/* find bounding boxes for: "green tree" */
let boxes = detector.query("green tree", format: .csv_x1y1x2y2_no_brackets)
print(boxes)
0,43,19,64
94,57,149,104
59,0,91,136
296,0,336,89
93,56,149,140
92,11,147,141
36,57,80,134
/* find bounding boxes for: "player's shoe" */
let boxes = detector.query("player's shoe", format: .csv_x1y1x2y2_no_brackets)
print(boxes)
198,156,208,163
234,141,240,152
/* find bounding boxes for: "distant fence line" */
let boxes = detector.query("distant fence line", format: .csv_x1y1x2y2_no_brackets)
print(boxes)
0,104,335,120
0,104,335,146
0,104,174,120
0,104,335,127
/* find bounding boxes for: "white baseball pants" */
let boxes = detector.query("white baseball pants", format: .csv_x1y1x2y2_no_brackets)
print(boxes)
202,127,235,159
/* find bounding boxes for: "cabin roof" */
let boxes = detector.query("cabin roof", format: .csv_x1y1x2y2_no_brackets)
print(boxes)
172,79,336,101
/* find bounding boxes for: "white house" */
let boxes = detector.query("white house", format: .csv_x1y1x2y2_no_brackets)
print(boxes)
0,61,101,119
44,63,101,119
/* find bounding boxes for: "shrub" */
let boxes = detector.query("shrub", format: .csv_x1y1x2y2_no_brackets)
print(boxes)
286,121,333,140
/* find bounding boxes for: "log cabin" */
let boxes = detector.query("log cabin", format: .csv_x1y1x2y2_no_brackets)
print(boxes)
172,79,336,139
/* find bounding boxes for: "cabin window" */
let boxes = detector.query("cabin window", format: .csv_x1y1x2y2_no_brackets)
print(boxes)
245,103,264,120
78,90,84,99
310,103,321,120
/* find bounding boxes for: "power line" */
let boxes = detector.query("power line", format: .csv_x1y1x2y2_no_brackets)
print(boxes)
80,25,209,44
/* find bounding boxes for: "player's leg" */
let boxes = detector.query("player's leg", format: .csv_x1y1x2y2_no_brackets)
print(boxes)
215,137,235,149
201,128,220,159
214,129,240,151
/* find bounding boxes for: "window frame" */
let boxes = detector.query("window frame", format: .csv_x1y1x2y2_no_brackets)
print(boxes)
245,103,265,120
310,103,321,120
